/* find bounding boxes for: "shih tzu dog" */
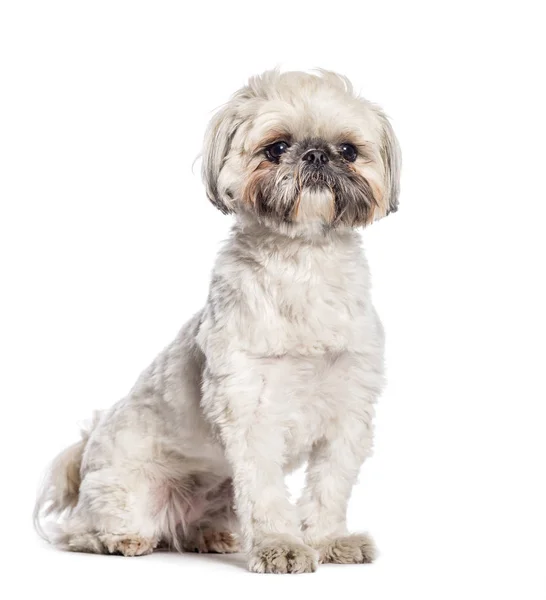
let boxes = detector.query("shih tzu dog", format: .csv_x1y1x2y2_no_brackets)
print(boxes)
34,69,401,574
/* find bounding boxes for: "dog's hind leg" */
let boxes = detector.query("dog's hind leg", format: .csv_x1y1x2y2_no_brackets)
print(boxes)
59,467,162,556
63,523,158,556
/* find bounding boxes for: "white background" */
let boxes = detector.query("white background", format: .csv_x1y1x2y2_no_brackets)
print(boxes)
1,1,545,598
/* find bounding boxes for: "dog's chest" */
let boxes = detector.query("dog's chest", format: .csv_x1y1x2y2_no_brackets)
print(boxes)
255,350,373,470
199,233,381,467
232,244,371,356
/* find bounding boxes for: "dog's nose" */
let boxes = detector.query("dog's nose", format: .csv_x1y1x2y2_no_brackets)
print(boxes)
302,149,329,166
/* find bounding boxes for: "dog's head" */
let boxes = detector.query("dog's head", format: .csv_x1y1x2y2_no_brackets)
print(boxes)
202,70,400,234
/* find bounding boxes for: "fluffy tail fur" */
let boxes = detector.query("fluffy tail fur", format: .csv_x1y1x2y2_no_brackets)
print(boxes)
33,413,99,543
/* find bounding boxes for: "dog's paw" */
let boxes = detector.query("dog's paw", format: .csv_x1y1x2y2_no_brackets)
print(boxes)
248,537,319,574
100,534,156,557
184,530,240,554
203,530,240,553
316,533,377,564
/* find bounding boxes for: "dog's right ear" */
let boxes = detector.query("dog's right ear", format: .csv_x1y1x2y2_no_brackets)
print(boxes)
201,102,243,214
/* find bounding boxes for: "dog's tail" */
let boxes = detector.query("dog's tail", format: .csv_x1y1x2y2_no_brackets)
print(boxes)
33,412,100,544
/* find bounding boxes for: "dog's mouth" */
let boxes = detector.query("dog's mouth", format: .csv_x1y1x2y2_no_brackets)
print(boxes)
299,169,332,188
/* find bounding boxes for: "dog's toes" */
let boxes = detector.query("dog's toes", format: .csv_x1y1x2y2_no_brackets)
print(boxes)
248,537,318,574
100,534,156,557
317,533,377,564
203,530,240,553
184,530,240,553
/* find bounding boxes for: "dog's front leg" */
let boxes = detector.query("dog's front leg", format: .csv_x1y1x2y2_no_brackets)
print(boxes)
297,409,378,565
210,378,319,574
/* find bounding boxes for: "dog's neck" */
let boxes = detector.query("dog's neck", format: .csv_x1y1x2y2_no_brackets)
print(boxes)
208,214,370,357
222,213,368,297
233,212,361,249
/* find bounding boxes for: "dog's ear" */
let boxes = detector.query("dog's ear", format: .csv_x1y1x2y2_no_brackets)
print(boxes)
201,103,243,214
375,108,402,215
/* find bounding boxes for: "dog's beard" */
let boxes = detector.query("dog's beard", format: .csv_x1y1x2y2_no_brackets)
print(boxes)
293,185,335,224
244,162,377,228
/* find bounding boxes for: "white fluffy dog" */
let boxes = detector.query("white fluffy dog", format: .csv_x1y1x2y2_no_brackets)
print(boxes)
34,69,401,574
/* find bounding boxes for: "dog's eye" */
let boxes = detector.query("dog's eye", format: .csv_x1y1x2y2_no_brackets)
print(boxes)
265,141,290,162
340,143,358,162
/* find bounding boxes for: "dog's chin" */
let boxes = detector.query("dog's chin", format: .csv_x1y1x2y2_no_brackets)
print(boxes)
293,184,335,225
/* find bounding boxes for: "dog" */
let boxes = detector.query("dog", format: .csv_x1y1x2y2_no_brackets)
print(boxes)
34,69,401,574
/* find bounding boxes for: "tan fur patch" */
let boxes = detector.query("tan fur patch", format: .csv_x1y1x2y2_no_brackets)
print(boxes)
351,161,384,223
242,160,274,207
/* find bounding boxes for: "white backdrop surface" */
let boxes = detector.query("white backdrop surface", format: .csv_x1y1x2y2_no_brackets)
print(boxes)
1,2,544,598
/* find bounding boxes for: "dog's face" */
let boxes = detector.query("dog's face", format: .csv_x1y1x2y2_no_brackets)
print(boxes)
202,70,400,234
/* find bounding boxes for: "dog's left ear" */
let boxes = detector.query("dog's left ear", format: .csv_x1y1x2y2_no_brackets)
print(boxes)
201,102,243,214
374,108,402,215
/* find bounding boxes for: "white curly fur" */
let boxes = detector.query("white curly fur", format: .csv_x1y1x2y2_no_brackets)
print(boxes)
34,69,400,573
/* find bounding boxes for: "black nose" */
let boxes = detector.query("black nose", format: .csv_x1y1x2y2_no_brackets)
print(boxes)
302,149,329,166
